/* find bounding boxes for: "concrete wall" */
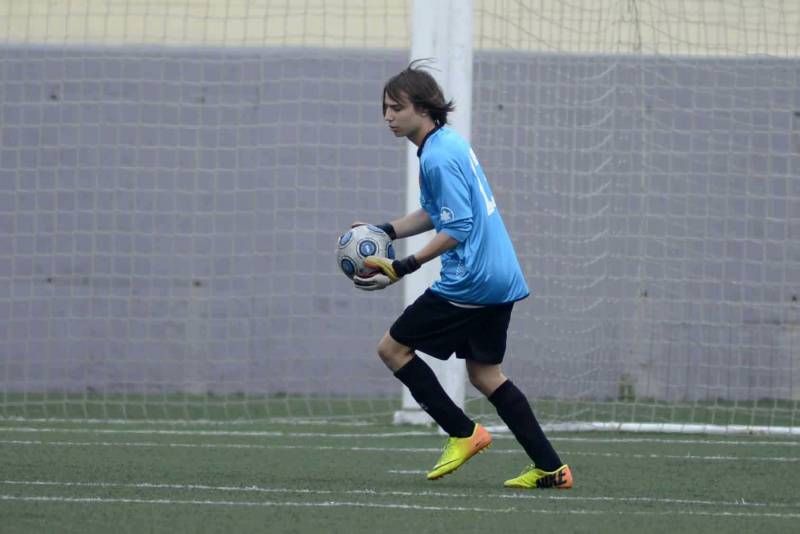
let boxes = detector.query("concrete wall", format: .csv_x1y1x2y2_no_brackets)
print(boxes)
1,45,798,401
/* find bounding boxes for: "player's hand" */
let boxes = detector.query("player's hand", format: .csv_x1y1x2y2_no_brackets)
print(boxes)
365,256,402,282
353,271,394,291
353,255,420,291
353,256,398,291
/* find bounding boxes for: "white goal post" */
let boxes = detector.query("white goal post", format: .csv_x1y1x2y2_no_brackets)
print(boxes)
393,0,473,427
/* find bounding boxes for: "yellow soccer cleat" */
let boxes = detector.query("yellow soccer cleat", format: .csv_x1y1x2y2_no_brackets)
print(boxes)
503,464,573,489
427,424,492,480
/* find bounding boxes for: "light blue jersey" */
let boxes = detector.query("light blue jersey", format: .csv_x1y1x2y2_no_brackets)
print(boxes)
418,127,529,305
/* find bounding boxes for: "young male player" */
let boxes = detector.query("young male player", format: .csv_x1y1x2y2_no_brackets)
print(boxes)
353,62,573,489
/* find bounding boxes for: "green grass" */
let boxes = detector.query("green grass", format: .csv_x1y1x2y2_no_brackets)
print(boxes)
3,393,798,428
0,393,403,420
1,417,799,533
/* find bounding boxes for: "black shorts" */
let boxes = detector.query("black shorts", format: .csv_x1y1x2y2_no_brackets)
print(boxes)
389,289,514,365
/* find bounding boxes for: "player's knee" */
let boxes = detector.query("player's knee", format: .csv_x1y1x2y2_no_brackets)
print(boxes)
376,340,392,365
467,366,506,396
376,334,412,371
468,372,490,394
376,336,399,366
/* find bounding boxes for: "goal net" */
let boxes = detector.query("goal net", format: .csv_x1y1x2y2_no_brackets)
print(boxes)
1,1,798,432
0,0,412,420
468,0,800,433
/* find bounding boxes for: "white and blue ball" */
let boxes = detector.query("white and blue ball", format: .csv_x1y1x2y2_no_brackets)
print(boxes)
336,225,395,280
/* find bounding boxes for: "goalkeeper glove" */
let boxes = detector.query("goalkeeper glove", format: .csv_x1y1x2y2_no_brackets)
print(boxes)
353,255,420,291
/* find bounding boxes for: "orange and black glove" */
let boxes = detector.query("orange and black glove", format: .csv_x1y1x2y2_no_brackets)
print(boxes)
353,255,420,291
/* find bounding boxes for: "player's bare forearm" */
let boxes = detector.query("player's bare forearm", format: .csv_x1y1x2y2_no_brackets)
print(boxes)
411,231,458,265
388,209,434,239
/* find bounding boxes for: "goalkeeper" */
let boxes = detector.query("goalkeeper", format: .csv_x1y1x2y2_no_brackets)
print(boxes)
353,61,572,489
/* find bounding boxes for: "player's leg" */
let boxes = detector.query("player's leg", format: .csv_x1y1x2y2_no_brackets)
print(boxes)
379,333,491,480
467,360,572,488
467,360,562,470
462,304,572,489
384,290,495,479
378,331,473,437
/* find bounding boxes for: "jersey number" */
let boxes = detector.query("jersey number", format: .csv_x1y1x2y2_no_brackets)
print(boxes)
469,149,496,216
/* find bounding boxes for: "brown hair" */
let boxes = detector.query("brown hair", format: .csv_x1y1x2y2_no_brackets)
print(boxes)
383,59,455,126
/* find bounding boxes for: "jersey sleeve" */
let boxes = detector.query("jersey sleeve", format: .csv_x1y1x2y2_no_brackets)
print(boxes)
422,153,473,242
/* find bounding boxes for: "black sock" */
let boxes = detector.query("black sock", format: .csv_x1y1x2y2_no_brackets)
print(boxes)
394,356,474,438
489,380,562,471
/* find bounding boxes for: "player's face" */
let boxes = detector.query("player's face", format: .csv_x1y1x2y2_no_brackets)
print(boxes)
383,92,431,145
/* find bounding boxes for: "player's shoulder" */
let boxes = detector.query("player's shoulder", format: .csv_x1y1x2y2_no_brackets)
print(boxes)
421,127,469,167
428,126,469,151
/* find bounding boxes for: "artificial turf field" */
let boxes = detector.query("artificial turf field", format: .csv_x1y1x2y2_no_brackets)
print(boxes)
1,417,798,533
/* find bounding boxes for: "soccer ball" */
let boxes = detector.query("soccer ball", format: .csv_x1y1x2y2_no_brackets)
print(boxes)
336,224,395,280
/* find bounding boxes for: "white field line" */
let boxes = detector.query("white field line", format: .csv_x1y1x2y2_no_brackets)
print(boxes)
0,426,798,447
2,494,800,519
533,423,800,436
0,416,377,427
0,439,797,463
0,427,432,439
2,479,799,511
0,494,513,514
552,436,800,447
